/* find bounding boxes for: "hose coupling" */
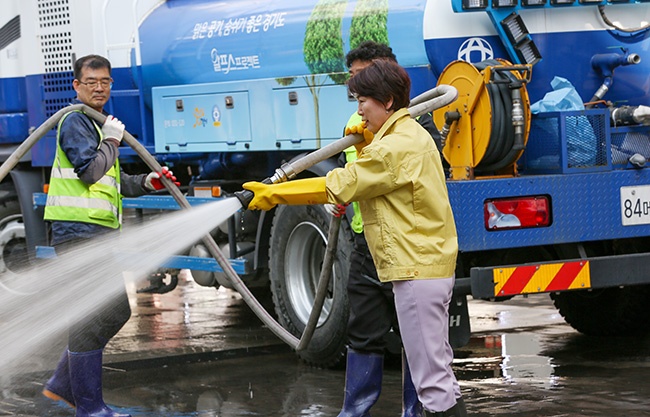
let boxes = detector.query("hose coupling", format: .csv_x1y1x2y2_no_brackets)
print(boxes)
441,111,461,149
269,163,297,184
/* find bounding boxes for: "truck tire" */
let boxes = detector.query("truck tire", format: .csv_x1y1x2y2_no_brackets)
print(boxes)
0,198,30,291
551,285,650,336
269,204,353,368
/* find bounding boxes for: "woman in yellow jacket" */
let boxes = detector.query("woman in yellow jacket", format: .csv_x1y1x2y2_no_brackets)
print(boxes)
243,59,466,417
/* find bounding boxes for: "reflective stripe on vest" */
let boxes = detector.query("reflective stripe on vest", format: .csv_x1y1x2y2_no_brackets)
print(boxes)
44,110,122,229
345,113,364,234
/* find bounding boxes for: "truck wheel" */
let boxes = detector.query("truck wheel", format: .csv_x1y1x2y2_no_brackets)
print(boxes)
269,204,352,368
0,199,30,292
550,285,650,336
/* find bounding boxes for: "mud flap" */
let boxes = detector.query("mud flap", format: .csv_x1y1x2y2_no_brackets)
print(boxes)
448,293,471,349
11,169,47,256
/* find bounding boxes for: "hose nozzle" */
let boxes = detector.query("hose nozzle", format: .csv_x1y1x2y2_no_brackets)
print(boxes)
234,189,254,209
234,163,297,209
234,176,275,209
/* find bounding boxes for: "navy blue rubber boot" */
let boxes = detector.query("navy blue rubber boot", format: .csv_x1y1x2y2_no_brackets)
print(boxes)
336,349,383,417
42,348,75,408
68,349,131,417
402,350,423,417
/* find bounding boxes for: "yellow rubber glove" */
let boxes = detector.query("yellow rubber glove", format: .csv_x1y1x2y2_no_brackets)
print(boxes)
345,122,374,154
242,177,328,211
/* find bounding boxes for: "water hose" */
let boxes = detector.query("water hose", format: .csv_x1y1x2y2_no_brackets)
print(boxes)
0,105,83,181
90,106,305,348
470,60,528,173
0,103,302,348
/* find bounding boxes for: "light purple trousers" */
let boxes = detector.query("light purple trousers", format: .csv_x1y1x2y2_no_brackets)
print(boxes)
392,277,460,413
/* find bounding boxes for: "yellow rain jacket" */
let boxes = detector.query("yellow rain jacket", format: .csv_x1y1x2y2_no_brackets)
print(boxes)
326,108,458,282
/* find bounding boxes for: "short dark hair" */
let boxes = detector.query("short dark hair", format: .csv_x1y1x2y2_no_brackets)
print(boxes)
73,55,111,80
347,59,411,112
345,41,397,69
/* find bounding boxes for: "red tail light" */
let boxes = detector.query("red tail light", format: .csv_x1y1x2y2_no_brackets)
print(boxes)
484,195,551,230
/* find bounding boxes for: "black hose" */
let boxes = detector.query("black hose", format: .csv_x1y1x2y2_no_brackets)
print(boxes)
598,5,650,34
473,60,522,173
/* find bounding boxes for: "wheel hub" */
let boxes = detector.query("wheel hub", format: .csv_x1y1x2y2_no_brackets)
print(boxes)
285,220,335,326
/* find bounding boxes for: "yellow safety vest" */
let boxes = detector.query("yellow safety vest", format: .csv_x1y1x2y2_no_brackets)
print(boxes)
345,113,364,234
44,111,122,229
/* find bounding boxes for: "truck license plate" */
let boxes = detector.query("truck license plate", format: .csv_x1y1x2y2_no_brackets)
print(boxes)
620,185,650,226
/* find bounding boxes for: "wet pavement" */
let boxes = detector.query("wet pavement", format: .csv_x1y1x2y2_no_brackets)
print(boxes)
2,275,650,416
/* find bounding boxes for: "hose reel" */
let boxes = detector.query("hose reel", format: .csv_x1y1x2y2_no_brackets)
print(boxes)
434,59,532,180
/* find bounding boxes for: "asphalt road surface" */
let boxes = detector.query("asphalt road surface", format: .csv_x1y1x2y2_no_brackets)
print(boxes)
2,276,650,416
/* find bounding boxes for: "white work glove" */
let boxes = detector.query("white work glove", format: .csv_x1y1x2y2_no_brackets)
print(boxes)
144,166,180,191
323,203,348,217
102,115,125,142
324,204,337,216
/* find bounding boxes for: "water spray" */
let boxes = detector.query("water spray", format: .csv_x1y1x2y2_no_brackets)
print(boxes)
0,103,302,348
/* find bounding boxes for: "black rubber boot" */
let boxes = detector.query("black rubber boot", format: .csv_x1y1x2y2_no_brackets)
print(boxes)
401,350,423,417
336,349,384,417
42,348,75,408
424,397,468,417
68,349,131,417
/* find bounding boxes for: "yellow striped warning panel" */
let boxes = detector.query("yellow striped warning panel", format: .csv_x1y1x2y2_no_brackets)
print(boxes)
493,261,591,297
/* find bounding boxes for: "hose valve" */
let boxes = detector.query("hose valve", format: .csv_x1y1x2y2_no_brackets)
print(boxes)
588,48,641,105
611,105,650,126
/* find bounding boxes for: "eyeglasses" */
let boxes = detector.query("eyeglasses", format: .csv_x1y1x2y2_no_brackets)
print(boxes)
78,78,113,89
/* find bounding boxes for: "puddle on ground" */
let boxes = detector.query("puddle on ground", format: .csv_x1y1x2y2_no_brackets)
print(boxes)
4,330,650,417
3,286,650,417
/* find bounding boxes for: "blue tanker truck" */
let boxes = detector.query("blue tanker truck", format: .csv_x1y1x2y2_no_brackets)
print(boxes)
1,0,650,367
